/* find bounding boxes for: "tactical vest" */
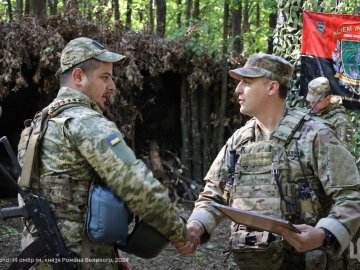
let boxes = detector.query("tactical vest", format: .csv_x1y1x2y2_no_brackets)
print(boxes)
17,98,92,221
229,109,325,234
229,109,333,270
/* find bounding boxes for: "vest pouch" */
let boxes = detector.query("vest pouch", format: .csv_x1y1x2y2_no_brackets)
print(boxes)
86,183,131,243
230,230,284,270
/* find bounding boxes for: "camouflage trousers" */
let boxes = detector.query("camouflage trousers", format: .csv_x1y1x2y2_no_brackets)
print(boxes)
230,231,346,270
232,246,346,270
346,230,360,270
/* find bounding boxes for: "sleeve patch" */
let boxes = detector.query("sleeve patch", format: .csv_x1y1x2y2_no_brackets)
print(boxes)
107,134,121,145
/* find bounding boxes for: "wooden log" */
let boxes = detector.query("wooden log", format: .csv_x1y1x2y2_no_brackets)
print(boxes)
149,140,165,178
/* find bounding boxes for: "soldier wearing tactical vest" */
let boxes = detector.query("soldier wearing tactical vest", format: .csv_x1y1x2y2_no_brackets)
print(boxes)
17,37,195,269
306,76,353,151
174,54,360,269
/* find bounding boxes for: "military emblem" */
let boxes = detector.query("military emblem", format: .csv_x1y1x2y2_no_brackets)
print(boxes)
342,40,360,80
317,21,325,34
332,39,360,94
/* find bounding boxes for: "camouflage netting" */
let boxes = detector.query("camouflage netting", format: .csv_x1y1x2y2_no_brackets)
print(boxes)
0,10,246,141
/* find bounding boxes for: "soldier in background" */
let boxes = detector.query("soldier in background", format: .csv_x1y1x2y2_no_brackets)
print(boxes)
17,37,193,269
174,54,360,269
306,76,353,151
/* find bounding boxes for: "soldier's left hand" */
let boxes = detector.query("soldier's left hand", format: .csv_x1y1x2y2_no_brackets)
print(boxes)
278,224,326,252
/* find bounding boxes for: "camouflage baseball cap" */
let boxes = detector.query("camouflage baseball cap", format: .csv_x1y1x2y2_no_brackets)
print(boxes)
56,37,125,76
306,77,330,102
229,53,294,88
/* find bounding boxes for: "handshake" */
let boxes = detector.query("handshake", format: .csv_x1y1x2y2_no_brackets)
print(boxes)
172,221,203,256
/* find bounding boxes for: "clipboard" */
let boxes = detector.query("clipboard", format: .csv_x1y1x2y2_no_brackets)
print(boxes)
211,202,301,234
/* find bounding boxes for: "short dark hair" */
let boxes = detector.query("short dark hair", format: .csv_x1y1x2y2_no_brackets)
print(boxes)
278,84,288,99
59,58,101,86
264,77,288,99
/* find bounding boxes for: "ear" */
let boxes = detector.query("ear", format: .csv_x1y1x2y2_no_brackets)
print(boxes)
72,68,85,87
268,80,280,96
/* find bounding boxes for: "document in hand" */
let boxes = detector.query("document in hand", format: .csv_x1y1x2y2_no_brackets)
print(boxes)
211,202,301,234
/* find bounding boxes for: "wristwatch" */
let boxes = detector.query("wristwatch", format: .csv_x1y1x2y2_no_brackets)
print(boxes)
320,227,336,248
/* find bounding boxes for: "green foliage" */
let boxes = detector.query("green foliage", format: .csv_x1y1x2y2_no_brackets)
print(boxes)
350,111,360,167
194,250,205,261
0,0,277,57
0,225,20,239
44,46,55,54
0,0,359,164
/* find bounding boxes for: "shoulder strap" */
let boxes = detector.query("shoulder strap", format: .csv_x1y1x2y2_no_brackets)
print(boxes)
237,118,256,146
272,109,311,148
19,98,90,188
19,107,50,188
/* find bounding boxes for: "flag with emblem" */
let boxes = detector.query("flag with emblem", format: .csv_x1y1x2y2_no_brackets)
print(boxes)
300,10,360,109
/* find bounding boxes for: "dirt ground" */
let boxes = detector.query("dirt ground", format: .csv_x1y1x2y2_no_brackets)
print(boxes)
0,199,237,270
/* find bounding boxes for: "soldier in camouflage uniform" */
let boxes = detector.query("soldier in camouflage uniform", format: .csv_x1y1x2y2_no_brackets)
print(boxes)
174,54,360,270
17,37,192,269
306,77,353,151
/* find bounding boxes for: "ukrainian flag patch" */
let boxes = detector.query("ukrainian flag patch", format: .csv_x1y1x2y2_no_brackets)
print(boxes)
107,134,121,145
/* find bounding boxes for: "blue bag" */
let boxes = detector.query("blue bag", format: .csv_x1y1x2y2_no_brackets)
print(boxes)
86,183,131,244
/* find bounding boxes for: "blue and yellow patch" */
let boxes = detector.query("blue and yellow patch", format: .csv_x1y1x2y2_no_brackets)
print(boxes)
107,134,121,146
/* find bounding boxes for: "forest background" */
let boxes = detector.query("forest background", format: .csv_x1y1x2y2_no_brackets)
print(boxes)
0,0,359,269
0,0,359,199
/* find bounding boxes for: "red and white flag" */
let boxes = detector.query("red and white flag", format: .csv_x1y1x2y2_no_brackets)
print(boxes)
301,10,360,109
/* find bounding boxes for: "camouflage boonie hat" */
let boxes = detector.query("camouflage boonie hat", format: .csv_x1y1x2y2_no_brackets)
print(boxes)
306,77,330,102
229,53,294,88
56,37,126,76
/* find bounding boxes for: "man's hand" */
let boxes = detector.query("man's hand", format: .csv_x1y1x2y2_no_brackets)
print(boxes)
172,221,203,256
279,224,326,252
117,249,132,270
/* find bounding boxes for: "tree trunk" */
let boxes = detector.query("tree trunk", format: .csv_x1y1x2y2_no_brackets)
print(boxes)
155,0,166,37
29,0,46,17
256,1,260,28
113,0,120,21
185,0,192,27
176,0,182,28
24,0,29,14
7,0,13,21
126,0,132,28
149,0,154,32
267,11,277,54
180,75,190,177
48,0,57,15
190,88,202,180
231,0,242,55
217,0,229,151
192,0,199,20
211,81,220,158
200,87,210,177
242,0,250,34
15,0,23,17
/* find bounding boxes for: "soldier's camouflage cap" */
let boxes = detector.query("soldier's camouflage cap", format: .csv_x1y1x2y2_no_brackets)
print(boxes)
229,53,294,88
306,77,330,102
56,37,126,76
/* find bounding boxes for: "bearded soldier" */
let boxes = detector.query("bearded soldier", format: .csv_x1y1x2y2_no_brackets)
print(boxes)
17,37,192,269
